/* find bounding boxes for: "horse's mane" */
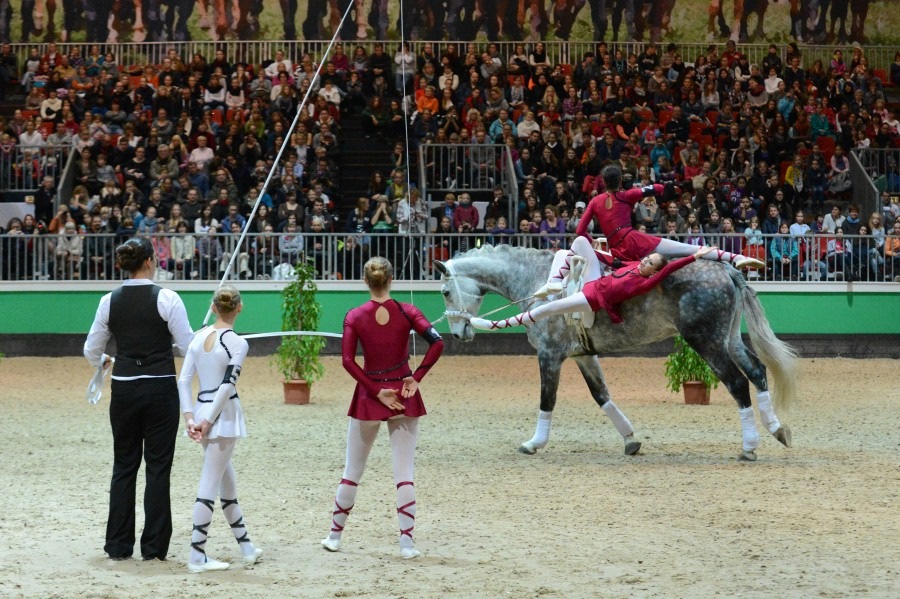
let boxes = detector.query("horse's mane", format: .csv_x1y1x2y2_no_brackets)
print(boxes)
454,244,554,263
449,244,554,298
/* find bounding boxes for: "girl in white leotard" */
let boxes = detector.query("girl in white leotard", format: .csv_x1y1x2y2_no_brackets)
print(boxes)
177,285,263,573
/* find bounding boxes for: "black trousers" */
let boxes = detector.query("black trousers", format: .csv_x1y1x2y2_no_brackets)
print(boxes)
105,377,180,559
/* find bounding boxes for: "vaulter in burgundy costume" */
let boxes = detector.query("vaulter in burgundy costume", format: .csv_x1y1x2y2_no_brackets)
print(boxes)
322,257,443,560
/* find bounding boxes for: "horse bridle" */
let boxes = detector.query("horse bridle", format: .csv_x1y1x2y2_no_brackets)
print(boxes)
440,260,482,322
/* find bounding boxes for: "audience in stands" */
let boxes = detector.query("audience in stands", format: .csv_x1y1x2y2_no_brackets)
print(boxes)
1,39,899,281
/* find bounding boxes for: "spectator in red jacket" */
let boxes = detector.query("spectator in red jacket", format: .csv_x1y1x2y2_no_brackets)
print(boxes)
452,192,479,233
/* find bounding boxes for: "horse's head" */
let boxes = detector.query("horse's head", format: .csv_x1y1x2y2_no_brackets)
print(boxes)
434,259,483,342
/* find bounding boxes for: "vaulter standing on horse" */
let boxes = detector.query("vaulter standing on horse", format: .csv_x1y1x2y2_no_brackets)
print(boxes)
534,165,764,299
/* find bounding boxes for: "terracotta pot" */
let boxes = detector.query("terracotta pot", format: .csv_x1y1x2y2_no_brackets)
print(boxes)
283,380,311,405
683,381,711,405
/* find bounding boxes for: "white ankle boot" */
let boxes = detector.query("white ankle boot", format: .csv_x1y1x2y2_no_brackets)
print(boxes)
533,281,564,299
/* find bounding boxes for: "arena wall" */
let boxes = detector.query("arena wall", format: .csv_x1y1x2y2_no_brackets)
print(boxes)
1,282,898,358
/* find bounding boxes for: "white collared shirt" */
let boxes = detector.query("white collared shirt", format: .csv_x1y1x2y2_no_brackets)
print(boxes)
83,279,194,380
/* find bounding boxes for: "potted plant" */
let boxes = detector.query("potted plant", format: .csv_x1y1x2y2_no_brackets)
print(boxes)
274,258,326,405
664,335,719,405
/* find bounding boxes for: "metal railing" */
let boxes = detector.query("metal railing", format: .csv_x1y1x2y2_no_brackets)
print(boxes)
54,145,81,212
850,148,881,219
418,142,518,225
4,40,897,78
855,147,900,189
502,146,519,218
0,143,70,192
2,230,898,283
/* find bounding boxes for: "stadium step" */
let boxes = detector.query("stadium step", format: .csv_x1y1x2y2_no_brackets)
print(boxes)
337,118,401,213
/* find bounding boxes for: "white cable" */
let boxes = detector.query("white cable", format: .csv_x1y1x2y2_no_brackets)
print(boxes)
202,0,358,326
241,331,344,340
396,0,419,371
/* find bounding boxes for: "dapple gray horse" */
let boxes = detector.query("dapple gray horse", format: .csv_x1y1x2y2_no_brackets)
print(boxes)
435,245,796,461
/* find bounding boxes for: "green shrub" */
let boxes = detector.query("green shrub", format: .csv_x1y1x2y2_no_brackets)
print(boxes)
664,335,719,393
273,258,325,383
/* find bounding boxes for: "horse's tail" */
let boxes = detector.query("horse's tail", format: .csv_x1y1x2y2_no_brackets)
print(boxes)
728,269,799,415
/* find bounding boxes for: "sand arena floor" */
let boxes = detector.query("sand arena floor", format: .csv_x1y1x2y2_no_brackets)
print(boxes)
0,355,898,598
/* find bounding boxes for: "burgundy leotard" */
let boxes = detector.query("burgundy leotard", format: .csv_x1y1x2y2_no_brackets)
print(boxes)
582,255,696,323
577,185,665,260
342,299,443,421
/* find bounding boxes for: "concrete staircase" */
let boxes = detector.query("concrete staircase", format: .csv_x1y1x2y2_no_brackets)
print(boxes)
336,114,397,212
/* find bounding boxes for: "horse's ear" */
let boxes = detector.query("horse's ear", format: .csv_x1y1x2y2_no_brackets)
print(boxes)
434,261,448,276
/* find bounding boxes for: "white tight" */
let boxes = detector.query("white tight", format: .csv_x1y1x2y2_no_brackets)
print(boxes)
548,237,605,284
490,292,593,329
549,238,740,288
328,416,420,548
190,438,255,564
654,238,740,264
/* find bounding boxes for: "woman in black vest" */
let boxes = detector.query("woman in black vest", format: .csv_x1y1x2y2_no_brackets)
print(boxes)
84,238,194,561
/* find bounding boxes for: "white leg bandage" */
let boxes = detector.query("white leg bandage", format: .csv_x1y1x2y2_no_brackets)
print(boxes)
190,439,239,564
756,391,781,434
528,410,553,450
739,406,760,452
655,238,739,264
395,481,417,549
601,401,634,438
388,417,419,550
326,419,380,541
190,498,215,564
547,250,571,283
569,236,605,282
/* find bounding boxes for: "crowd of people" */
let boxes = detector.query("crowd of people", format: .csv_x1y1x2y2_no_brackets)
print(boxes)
1,38,900,282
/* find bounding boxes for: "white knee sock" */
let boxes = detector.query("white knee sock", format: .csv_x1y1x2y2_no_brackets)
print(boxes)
387,417,419,549
190,439,237,564
327,479,359,541
739,406,760,452
487,310,537,329
219,461,255,556
484,292,593,329
756,391,781,434
190,498,215,564
655,238,741,264
601,401,634,438
548,250,573,284
396,481,417,549
221,498,256,557
326,419,380,541
705,248,741,264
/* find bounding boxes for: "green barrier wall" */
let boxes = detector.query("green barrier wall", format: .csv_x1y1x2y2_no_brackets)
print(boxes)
1,288,898,335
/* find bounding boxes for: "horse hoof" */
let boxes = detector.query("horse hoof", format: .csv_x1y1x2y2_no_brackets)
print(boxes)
739,450,758,462
624,441,642,456
518,442,537,455
773,426,792,448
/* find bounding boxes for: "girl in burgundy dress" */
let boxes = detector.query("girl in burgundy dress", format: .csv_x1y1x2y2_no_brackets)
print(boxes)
322,257,444,559
579,165,763,267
